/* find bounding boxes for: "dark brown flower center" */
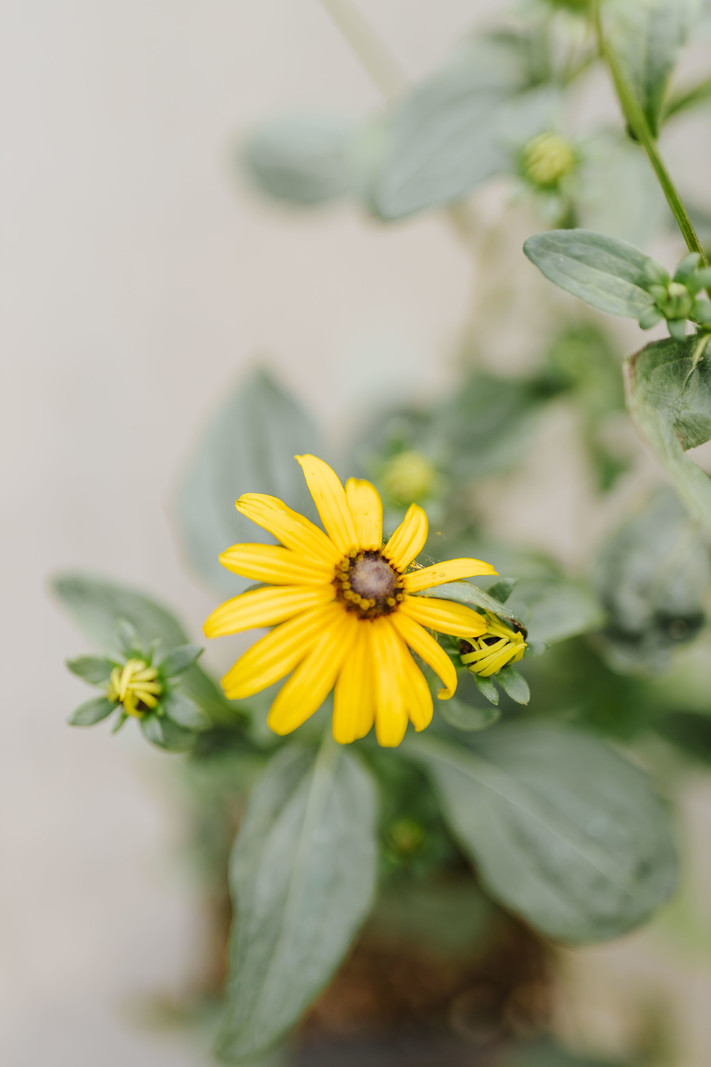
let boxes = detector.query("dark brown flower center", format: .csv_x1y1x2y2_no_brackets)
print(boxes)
334,549,405,620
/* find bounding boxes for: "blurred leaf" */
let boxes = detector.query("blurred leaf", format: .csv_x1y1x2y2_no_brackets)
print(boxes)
53,573,231,722
176,367,322,596
408,725,678,942
67,696,116,727
241,114,358,207
603,0,702,137
216,743,377,1063
163,691,211,732
157,643,203,677
627,334,711,530
65,655,116,685
496,666,530,705
444,372,560,481
439,695,501,731
593,488,708,671
523,229,656,317
579,134,667,246
373,43,559,219
507,577,606,644
474,673,500,705
140,713,197,752
656,709,711,763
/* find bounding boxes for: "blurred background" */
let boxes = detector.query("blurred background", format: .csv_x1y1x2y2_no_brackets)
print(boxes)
3,1,711,1065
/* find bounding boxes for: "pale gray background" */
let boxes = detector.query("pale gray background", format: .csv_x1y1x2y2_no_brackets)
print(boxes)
3,2,711,1065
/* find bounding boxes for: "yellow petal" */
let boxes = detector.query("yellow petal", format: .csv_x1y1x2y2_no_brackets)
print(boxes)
396,633,433,732
400,595,487,638
344,478,383,550
221,604,337,698
332,621,375,744
296,455,358,555
404,557,497,592
383,504,428,571
203,585,334,638
370,618,409,748
389,611,457,699
235,493,341,563
219,543,334,585
267,612,357,736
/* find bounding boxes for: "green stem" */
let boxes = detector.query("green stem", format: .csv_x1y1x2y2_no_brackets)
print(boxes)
594,3,706,264
316,0,406,102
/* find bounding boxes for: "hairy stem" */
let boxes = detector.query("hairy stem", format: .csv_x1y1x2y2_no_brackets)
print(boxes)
594,3,706,264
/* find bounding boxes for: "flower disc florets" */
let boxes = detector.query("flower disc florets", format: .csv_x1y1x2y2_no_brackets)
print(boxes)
334,549,405,619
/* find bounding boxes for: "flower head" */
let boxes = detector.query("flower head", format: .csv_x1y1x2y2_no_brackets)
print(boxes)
66,623,209,749
460,614,527,677
204,455,496,747
520,132,577,189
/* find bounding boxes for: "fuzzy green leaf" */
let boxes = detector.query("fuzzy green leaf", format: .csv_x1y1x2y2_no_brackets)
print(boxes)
176,367,322,597
473,673,500,706
593,487,708,672
604,0,702,137
523,229,657,318
372,45,558,220
68,696,117,727
162,691,211,732
408,726,678,942
626,334,711,530
423,580,521,626
158,643,203,678
65,655,116,686
139,713,196,752
242,114,357,207
495,667,530,705
506,577,606,645
216,743,377,1062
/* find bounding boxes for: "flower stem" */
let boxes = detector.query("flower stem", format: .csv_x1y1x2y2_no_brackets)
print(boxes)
594,3,706,264
316,0,406,102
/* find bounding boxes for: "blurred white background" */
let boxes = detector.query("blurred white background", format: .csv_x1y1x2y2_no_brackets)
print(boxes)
3,2,711,1064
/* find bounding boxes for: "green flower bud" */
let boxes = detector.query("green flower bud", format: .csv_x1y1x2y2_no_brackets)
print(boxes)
520,132,576,189
643,260,671,287
381,450,436,504
638,305,663,330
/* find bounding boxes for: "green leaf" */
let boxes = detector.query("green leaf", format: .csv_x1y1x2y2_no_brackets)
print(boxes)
175,367,322,596
408,726,678,942
506,577,606,644
439,695,501,732
65,655,116,685
603,0,702,137
53,573,231,723
162,691,211,732
139,713,196,752
68,696,117,727
487,578,517,604
372,44,559,220
593,487,708,671
216,742,377,1062
474,673,500,706
423,580,521,627
157,643,203,677
241,114,357,207
626,334,711,530
495,667,530,705
523,229,657,318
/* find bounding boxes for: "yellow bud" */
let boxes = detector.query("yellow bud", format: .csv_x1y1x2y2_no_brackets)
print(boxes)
521,132,576,188
381,451,436,504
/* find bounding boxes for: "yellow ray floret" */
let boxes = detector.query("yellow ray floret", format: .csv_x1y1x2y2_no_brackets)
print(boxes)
203,455,497,747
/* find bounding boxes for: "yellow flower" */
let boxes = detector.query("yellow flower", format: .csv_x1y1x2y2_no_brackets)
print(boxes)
460,615,526,677
106,658,162,717
204,455,497,747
